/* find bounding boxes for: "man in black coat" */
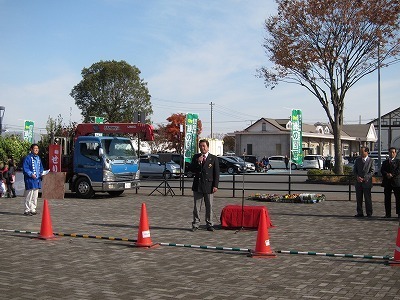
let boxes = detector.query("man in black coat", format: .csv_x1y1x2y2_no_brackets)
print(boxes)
380,147,400,218
353,146,375,217
191,139,220,231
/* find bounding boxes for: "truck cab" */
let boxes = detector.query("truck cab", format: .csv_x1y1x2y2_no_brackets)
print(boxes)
57,122,154,198
71,136,140,198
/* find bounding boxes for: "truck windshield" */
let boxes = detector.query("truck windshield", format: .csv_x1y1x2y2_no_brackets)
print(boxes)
101,139,137,160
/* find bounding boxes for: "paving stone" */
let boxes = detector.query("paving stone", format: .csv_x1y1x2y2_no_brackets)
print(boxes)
0,188,399,299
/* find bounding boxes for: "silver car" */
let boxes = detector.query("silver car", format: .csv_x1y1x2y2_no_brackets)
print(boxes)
139,154,181,178
224,156,256,172
302,155,325,170
267,155,299,170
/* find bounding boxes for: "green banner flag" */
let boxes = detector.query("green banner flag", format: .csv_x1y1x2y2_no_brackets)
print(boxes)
23,120,34,143
184,113,198,163
291,109,303,165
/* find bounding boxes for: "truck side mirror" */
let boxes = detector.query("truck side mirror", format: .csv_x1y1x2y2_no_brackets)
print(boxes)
98,148,104,157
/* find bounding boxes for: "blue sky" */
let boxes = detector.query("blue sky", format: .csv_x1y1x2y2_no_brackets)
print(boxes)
1,0,399,138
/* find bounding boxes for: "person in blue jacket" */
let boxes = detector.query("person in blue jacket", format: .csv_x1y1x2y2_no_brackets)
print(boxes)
23,144,44,216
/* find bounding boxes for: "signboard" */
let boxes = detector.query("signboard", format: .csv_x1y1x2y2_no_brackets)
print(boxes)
23,120,34,143
184,113,199,163
291,109,303,165
94,116,104,137
49,144,61,172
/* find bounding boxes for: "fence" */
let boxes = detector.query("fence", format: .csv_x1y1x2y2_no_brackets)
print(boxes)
138,172,385,200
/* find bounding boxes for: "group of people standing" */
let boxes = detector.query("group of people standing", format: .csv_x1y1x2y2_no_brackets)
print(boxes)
0,157,17,198
353,146,400,219
1,144,45,216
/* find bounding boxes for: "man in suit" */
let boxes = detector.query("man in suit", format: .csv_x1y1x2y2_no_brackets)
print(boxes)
353,146,375,218
191,139,220,231
380,147,400,218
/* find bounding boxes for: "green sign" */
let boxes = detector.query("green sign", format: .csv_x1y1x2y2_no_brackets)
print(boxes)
184,113,198,163
95,117,104,124
291,109,303,165
23,120,34,143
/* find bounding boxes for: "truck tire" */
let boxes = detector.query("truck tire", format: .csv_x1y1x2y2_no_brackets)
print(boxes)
108,191,124,197
227,167,235,174
75,177,94,199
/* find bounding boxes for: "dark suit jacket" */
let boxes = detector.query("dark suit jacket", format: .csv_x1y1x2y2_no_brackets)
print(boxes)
381,158,400,188
353,156,375,188
191,153,220,194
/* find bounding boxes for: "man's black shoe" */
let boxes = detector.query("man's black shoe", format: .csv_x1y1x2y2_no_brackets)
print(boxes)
23,212,32,216
31,211,37,215
384,215,391,218
366,215,372,218
207,226,215,232
354,214,364,218
191,227,198,232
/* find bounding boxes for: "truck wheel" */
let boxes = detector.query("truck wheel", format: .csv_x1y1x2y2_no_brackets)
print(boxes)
227,167,235,174
108,191,124,197
75,177,94,199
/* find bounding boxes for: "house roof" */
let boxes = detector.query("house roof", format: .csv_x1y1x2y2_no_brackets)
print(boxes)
342,124,372,138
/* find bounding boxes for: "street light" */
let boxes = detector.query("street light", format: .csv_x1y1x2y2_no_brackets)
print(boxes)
377,44,382,175
0,106,5,136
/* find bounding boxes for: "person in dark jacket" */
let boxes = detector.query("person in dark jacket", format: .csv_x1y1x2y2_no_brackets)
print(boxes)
353,146,375,218
190,139,220,231
5,158,17,198
22,144,44,216
380,147,400,218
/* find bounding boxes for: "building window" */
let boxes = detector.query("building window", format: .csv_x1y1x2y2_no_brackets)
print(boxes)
247,144,253,155
262,123,266,131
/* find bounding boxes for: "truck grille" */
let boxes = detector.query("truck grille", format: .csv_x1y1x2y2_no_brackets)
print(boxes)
114,173,135,181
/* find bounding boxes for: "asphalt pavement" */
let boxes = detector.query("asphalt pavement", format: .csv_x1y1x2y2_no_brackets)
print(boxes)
0,185,399,299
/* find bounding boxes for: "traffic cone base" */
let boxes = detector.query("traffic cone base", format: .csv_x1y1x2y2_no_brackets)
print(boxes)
389,226,400,267
250,210,276,258
38,199,56,240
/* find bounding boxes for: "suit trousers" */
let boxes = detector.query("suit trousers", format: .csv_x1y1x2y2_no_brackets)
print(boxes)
355,184,373,216
193,191,214,228
383,185,400,216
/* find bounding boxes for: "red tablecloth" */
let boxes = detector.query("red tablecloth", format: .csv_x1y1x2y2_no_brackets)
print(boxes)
220,205,273,229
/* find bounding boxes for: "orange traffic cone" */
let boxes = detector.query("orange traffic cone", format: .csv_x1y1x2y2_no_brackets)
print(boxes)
250,211,276,258
133,203,158,248
38,199,56,240
389,224,400,266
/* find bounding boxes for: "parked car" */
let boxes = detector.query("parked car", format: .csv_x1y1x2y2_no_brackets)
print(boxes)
267,155,299,170
240,155,263,172
224,156,256,172
139,154,181,178
218,156,246,174
156,153,194,177
301,155,325,170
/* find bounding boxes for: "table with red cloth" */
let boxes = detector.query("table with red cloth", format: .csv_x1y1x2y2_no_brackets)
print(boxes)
220,205,273,229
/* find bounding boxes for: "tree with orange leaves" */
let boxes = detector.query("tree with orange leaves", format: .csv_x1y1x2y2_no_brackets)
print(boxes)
259,0,399,174
165,113,202,153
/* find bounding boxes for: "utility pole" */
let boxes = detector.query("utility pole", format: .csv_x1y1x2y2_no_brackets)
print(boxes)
210,102,214,139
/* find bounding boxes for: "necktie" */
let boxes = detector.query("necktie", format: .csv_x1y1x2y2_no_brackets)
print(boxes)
202,155,206,165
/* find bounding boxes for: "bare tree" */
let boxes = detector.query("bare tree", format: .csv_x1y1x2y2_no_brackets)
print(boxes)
259,0,399,174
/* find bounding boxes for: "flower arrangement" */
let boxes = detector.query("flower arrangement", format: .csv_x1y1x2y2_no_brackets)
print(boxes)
247,193,325,203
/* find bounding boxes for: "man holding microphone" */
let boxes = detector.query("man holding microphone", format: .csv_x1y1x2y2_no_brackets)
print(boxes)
190,139,220,231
